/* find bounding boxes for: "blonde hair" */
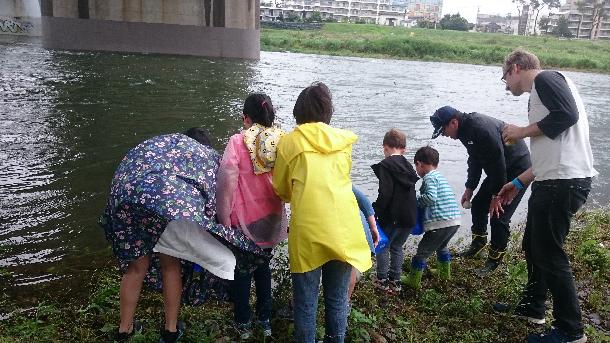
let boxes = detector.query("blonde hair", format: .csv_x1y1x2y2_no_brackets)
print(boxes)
503,49,541,73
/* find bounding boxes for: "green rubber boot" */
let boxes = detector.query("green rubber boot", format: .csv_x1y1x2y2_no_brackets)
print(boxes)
438,261,451,280
401,267,424,290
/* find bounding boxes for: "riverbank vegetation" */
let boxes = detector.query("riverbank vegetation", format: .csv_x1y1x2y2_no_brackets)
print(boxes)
260,23,610,73
1,210,609,342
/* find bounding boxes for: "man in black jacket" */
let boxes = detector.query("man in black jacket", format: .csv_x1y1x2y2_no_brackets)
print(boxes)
430,106,531,276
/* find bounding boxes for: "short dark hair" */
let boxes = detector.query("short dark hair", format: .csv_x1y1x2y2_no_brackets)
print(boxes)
383,128,406,149
184,127,212,147
293,82,334,124
243,93,275,127
414,146,439,167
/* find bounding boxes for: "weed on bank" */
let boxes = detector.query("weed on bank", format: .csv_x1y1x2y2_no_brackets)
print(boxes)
1,211,609,342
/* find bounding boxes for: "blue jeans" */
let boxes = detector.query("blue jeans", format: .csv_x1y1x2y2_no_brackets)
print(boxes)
292,260,352,343
231,253,272,325
376,226,410,280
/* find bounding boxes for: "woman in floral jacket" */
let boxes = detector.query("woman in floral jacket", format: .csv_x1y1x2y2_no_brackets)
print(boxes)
100,128,266,343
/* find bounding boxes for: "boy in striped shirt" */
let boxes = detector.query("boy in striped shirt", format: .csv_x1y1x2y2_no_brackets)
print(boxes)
403,146,461,289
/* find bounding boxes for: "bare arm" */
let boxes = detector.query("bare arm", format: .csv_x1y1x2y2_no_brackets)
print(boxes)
489,168,535,218
367,215,379,247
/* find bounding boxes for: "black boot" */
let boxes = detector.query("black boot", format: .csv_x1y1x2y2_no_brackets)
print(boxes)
458,234,487,258
474,247,505,277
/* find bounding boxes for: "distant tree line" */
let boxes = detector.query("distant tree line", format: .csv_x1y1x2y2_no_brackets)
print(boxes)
417,13,471,31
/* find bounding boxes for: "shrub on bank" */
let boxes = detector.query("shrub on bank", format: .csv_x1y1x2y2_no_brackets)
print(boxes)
261,23,610,73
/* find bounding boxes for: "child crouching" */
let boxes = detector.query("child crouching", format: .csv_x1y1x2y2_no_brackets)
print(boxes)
403,146,461,289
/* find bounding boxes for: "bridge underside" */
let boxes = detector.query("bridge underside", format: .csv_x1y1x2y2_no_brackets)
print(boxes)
39,0,260,59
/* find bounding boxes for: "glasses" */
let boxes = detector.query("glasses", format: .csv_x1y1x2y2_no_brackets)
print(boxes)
501,65,512,84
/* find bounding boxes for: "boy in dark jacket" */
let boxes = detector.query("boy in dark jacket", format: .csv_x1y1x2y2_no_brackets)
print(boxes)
371,128,419,293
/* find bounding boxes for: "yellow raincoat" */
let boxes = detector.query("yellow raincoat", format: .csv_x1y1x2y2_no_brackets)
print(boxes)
272,122,372,273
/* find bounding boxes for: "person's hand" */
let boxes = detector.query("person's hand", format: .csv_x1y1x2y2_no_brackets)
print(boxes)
461,188,473,206
502,124,523,145
489,195,504,218
371,226,380,247
489,182,519,218
497,181,519,205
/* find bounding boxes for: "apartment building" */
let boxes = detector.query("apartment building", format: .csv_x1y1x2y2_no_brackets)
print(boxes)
546,0,610,39
404,0,442,22
260,0,407,26
475,13,520,35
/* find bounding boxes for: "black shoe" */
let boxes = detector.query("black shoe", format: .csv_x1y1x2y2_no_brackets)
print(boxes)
474,259,501,277
458,235,487,258
527,327,587,342
159,321,185,343
114,320,143,342
475,248,506,277
493,303,546,325
458,241,487,257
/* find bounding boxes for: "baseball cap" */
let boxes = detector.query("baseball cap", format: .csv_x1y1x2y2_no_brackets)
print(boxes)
430,106,459,139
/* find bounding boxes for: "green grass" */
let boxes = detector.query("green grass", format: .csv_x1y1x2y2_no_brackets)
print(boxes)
261,23,610,73
1,211,609,342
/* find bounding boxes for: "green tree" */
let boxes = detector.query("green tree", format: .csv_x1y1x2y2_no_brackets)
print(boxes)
417,19,435,29
531,0,561,34
538,16,551,33
284,12,301,22
590,0,609,39
576,0,586,38
306,11,322,23
553,15,573,37
439,13,469,31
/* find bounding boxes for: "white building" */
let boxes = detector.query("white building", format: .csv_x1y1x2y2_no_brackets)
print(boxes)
404,0,442,22
546,0,610,39
260,0,407,26
476,13,520,35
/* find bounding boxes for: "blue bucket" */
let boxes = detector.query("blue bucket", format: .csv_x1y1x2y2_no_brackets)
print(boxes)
374,222,389,255
411,207,425,235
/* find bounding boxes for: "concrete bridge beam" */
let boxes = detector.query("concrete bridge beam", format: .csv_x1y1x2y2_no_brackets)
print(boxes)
39,0,260,59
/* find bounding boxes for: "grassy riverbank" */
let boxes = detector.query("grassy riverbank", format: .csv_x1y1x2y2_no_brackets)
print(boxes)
1,210,609,342
261,23,610,73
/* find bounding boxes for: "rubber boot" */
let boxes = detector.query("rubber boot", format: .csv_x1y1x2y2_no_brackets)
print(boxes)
458,233,487,258
437,251,452,280
401,259,426,290
474,247,506,277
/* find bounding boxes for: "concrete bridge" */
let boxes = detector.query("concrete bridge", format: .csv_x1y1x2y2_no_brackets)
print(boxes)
1,0,260,59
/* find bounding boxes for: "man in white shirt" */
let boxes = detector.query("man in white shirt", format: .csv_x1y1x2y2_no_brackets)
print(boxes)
491,49,597,343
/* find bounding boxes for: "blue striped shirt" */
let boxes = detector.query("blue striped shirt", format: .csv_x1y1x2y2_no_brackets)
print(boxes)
417,170,461,231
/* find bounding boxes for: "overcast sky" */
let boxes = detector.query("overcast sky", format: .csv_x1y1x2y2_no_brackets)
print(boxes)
442,0,566,23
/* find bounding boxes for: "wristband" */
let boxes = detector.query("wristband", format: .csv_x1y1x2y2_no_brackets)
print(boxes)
511,177,525,190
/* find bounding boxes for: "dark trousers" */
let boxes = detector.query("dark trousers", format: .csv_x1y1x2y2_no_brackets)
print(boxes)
231,254,272,325
518,178,591,336
413,225,459,263
376,226,411,281
471,176,527,251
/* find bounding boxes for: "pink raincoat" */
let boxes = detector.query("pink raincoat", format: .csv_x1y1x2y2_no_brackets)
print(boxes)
216,130,287,248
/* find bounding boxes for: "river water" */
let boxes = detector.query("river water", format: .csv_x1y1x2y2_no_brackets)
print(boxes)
2,41,610,303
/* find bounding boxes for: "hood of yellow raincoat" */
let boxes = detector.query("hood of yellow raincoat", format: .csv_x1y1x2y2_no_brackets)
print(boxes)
272,122,371,273
280,122,358,161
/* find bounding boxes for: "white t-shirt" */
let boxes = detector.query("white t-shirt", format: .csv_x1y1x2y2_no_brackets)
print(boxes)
528,71,598,181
